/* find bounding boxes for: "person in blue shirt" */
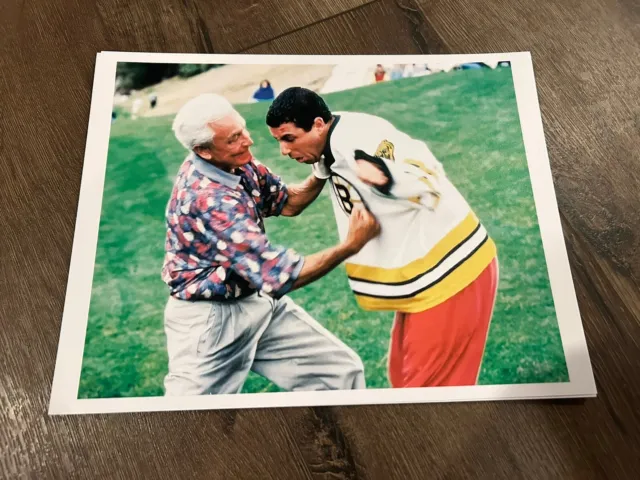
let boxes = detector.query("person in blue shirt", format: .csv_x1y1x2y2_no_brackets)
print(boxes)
252,80,276,102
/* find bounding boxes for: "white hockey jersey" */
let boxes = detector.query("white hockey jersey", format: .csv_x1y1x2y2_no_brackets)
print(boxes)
323,112,497,313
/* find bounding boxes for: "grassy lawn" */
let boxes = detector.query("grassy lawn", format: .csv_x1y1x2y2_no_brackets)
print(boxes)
78,68,568,398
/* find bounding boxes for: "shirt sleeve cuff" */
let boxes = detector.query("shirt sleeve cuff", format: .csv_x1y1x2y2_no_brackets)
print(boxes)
270,253,304,298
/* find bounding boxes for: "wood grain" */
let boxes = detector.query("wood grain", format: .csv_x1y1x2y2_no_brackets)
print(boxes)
413,0,640,280
247,0,426,54
2,0,640,478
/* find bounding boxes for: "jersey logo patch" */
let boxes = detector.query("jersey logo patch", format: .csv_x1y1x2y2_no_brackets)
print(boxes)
375,140,395,161
331,175,363,215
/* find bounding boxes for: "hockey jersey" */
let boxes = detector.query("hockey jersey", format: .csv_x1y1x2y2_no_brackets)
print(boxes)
323,112,497,313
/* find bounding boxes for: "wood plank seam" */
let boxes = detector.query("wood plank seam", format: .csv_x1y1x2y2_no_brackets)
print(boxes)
393,0,430,53
394,0,449,53
185,0,217,53
237,0,378,53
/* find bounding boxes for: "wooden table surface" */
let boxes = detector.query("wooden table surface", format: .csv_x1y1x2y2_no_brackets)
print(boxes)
2,0,639,478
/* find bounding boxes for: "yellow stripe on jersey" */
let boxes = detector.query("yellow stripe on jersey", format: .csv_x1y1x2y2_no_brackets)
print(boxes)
404,159,442,205
354,237,497,313
404,159,439,178
345,212,480,284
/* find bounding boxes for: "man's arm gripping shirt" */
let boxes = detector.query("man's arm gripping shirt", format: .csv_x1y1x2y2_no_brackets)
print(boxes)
244,159,290,218
360,149,444,209
200,192,304,298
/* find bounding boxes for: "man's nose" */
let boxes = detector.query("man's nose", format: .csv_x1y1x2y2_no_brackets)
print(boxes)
280,143,291,155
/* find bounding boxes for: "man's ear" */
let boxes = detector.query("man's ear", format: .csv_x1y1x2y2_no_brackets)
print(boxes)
313,117,326,130
194,145,212,160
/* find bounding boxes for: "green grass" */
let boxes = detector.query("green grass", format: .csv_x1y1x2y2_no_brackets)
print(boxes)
78,68,568,398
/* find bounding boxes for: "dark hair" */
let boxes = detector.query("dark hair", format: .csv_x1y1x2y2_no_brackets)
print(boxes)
266,87,332,132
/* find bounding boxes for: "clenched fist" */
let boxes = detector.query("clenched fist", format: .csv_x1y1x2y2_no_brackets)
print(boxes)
344,203,381,254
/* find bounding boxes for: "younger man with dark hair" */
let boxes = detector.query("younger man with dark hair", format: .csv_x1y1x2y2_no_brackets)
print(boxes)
266,87,499,388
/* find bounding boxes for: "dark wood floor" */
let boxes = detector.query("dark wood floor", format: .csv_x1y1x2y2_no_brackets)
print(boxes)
1,0,639,477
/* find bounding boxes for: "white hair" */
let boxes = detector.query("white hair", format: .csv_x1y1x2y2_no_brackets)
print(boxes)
172,93,236,150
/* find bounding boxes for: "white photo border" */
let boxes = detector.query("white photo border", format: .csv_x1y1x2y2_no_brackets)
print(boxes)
48,51,596,415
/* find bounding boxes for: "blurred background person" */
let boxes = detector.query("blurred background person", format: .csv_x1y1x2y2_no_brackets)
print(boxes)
403,63,415,78
413,64,432,77
390,64,404,81
252,79,276,102
131,98,143,119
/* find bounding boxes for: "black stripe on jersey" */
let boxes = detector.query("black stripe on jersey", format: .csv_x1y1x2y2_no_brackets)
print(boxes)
348,223,483,286
321,115,341,168
351,234,489,300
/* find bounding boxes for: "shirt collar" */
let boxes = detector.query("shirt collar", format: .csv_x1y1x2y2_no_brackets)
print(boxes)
192,153,241,189
321,115,340,168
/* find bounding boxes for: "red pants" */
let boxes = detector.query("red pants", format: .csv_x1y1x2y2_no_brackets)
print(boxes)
389,258,498,388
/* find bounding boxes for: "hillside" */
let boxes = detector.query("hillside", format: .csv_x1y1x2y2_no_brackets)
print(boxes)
115,63,335,118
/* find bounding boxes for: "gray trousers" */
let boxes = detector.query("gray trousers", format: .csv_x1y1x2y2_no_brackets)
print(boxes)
163,293,366,395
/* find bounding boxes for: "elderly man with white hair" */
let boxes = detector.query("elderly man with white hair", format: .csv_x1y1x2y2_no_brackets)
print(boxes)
161,93,380,395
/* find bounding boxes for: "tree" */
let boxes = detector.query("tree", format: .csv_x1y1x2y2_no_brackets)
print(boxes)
115,62,225,93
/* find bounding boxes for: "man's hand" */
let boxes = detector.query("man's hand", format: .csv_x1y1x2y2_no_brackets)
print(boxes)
344,204,381,254
289,205,379,291
355,159,388,186
353,149,394,195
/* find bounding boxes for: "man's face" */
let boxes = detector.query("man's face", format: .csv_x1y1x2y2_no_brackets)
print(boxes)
268,118,327,165
196,111,254,170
